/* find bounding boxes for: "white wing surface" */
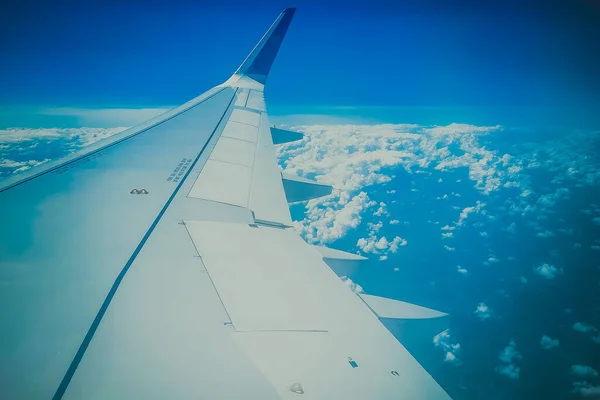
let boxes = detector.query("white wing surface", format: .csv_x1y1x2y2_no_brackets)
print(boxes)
0,8,451,399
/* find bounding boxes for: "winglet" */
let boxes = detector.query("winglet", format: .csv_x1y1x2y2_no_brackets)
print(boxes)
233,8,296,85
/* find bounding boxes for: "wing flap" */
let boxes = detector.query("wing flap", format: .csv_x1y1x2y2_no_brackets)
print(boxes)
184,221,345,332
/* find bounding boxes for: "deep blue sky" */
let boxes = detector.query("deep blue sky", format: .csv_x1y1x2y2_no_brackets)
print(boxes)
1,0,600,109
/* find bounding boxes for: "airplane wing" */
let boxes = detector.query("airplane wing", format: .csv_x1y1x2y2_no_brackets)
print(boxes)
0,8,452,399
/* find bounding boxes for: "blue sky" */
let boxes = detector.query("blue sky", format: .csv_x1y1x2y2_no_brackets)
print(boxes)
1,0,599,121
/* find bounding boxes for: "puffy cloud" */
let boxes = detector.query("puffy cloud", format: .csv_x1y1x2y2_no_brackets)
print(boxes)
536,230,555,238
340,276,363,294
496,340,522,380
367,221,383,234
535,263,562,279
388,236,408,252
572,365,598,378
485,255,500,265
444,245,456,252
572,381,600,397
457,266,468,275
0,127,126,178
0,126,125,146
540,335,559,350
292,191,376,244
389,219,400,225
474,302,492,321
573,322,597,334
496,364,521,380
498,340,522,363
373,202,389,217
433,329,462,366
356,234,406,257
0,158,51,175
276,123,511,244
456,201,485,227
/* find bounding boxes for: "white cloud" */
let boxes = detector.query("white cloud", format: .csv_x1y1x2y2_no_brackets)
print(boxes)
340,276,363,294
496,364,521,380
573,322,597,334
499,341,521,363
506,222,517,233
540,335,559,350
485,255,500,265
367,221,383,234
0,158,52,175
496,340,522,380
572,382,600,397
0,126,125,145
474,302,492,321
457,266,468,275
292,191,376,244
536,229,555,238
572,365,599,378
441,232,453,239
433,329,461,366
389,219,400,225
535,263,562,279
444,245,456,252
373,202,389,217
456,201,485,226
356,234,406,257
276,123,509,244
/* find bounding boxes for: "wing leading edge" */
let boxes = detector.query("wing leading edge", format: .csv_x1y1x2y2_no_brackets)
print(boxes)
0,7,452,399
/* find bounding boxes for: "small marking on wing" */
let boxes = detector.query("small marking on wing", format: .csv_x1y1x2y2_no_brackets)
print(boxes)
130,189,149,195
289,382,304,394
348,357,359,368
167,157,193,182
